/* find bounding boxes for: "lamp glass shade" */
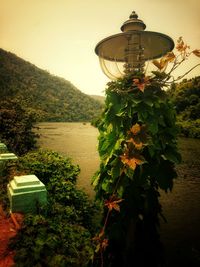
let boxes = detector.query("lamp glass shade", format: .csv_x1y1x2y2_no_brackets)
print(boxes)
95,31,174,79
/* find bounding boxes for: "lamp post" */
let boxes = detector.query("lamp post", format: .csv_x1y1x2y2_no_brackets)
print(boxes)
93,12,180,267
95,11,174,79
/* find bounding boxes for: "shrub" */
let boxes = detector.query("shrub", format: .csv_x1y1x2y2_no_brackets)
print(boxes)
9,149,100,266
14,149,80,184
10,213,94,267
177,119,200,138
0,99,38,155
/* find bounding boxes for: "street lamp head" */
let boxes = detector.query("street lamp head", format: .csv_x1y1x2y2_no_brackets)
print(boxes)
95,11,174,80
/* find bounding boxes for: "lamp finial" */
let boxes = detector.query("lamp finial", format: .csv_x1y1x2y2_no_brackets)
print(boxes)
129,11,138,19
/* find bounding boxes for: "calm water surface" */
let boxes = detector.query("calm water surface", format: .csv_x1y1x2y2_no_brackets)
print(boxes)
36,122,200,266
36,122,99,197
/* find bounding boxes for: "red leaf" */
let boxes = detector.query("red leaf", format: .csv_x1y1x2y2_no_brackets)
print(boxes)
105,197,124,212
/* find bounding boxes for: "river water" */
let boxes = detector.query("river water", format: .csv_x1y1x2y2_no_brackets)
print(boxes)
36,122,200,266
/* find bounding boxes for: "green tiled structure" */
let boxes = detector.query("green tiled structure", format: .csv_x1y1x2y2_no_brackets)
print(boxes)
7,174,47,213
0,153,18,160
0,143,7,153
0,153,18,177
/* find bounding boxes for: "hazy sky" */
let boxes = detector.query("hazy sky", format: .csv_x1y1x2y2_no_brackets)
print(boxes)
1,0,200,95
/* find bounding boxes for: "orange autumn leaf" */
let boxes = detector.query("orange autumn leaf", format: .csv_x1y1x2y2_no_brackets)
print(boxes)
98,229,104,239
92,229,105,242
101,238,109,250
176,37,190,53
165,52,176,62
94,238,108,253
134,142,143,150
105,198,124,212
152,52,175,71
120,154,144,170
176,37,184,52
93,232,108,253
192,49,200,57
127,138,143,150
133,76,150,92
133,79,145,92
129,123,141,135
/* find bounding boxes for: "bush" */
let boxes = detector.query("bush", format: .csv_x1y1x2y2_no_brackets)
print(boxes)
9,149,100,266
0,99,38,155
15,149,80,184
10,213,94,267
177,119,200,138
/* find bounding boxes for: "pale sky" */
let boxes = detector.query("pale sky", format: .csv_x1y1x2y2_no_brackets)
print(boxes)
1,0,200,96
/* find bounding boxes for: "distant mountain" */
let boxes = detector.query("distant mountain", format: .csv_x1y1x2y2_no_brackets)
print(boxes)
90,95,105,104
0,48,103,122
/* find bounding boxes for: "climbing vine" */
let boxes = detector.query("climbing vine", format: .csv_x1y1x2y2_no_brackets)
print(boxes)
92,38,200,267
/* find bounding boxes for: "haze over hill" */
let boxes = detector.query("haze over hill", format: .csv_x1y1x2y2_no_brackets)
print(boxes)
0,48,103,122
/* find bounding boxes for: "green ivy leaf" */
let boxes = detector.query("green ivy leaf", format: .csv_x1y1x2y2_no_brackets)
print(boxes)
144,98,154,107
156,160,177,192
163,147,182,164
116,111,126,117
111,160,122,180
101,179,112,193
92,172,100,187
148,121,158,134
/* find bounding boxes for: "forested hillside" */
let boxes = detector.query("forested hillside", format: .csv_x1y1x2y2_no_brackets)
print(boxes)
0,48,103,122
90,95,105,104
167,76,200,138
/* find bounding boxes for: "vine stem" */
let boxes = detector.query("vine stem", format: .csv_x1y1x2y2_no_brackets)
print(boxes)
103,209,111,232
101,250,104,267
173,63,200,82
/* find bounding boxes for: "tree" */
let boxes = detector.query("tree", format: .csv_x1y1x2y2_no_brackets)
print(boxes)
0,99,38,155
167,76,200,138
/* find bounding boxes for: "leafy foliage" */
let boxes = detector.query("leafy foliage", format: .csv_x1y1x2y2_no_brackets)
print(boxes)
0,48,103,122
92,73,181,266
8,149,100,267
0,98,38,155
10,214,93,267
14,149,80,184
92,38,200,265
167,76,200,138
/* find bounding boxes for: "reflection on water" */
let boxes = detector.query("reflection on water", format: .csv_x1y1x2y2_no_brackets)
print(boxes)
36,122,200,266
160,138,200,266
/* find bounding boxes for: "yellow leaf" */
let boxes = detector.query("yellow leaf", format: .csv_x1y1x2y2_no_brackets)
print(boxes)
95,243,101,253
152,60,163,70
160,57,168,69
